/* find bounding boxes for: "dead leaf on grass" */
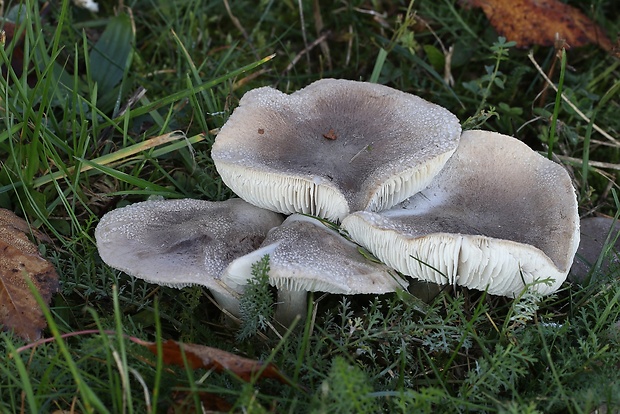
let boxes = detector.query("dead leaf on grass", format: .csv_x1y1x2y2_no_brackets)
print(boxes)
460,0,613,51
167,390,233,413
0,209,59,341
132,338,293,385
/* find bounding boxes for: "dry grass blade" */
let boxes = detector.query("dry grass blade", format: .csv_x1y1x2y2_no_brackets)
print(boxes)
528,51,620,148
32,132,201,188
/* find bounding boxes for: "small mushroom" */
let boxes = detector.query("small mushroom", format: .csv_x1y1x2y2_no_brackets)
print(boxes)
341,130,580,297
569,217,620,283
95,198,284,315
212,79,461,222
221,214,408,325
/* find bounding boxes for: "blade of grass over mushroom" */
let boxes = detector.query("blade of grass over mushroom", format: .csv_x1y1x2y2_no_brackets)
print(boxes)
570,216,620,283
409,255,450,285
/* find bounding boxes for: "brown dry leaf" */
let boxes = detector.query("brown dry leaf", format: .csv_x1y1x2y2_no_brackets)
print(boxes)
167,390,233,414
135,338,292,384
461,0,613,51
0,209,59,341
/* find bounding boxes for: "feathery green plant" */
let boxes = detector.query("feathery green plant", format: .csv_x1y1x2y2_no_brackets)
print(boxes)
237,255,275,340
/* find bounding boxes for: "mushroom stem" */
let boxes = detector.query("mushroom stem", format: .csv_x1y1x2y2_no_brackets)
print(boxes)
274,289,308,327
220,242,309,326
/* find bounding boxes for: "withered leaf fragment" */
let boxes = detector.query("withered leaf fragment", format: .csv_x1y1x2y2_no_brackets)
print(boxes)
0,209,59,342
136,338,293,384
461,0,613,51
168,390,233,413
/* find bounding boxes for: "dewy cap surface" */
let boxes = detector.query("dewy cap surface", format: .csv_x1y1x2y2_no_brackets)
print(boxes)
95,198,283,311
341,130,580,296
212,79,462,221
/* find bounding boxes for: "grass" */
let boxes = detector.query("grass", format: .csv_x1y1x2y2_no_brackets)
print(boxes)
1,0,619,412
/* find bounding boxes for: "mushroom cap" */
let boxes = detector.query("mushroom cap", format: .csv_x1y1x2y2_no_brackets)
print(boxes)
95,198,284,295
569,217,620,283
212,79,461,221
341,130,580,297
222,214,408,294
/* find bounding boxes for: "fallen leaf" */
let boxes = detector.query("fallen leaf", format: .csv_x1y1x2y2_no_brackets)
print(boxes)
133,338,292,384
167,390,233,414
460,0,613,51
0,209,59,341
1,3,50,86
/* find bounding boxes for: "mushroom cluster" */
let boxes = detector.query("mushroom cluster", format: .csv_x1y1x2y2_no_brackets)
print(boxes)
95,79,580,324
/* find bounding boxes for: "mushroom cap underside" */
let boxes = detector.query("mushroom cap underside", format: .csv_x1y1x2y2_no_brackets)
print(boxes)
212,78,461,221
222,214,408,294
341,219,569,296
342,130,580,296
95,198,284,294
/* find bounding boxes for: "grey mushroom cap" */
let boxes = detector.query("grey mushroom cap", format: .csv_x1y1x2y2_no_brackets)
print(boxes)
221,214,408,323
341,130,580,297
569,217,620,283
223,213,407,293
95,198,284,313
212,79,461,221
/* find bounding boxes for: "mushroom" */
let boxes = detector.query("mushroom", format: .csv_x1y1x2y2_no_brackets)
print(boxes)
569,217,620,283
341,130,580,297
211,78,461,222
221,214,408,325
95,198,284,315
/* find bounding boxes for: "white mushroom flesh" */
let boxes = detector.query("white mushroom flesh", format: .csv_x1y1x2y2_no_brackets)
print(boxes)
341,130,580,297
212,79,461,221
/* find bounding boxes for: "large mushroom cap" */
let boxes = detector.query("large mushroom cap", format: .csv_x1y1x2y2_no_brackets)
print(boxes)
95,198,284,312
212,79,461,221
341,130,580,297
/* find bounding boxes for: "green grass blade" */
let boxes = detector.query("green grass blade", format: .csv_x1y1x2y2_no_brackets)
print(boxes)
89,13,135,93
548,50,566,159
75,157,182,197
